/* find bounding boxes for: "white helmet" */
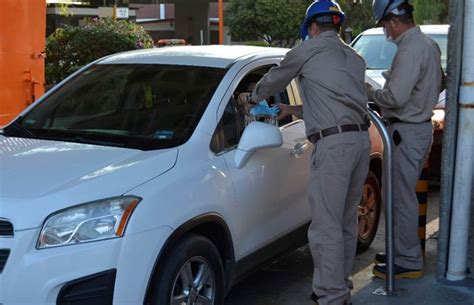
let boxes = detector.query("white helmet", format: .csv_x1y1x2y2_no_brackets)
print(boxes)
372,0,412,24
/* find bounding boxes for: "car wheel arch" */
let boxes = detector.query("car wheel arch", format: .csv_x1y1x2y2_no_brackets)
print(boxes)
356,156,383,252
143,213,236,304
369,155,382,185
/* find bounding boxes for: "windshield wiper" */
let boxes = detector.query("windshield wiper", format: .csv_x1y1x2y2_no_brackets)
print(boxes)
70,136,126,147
31,129,127,148
3,120,37,138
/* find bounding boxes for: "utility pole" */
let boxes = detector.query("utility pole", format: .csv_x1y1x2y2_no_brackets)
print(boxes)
218,0,224,44
446,0,474,282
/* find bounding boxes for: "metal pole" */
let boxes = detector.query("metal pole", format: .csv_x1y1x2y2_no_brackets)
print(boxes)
446,0,474,282
437,0,465,280
367,107,395,295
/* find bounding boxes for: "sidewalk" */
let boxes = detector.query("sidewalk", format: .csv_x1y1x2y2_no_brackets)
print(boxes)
352,183,474,305
351,237,474,305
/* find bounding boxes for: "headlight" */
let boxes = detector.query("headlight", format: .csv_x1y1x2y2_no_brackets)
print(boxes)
37,196,141,249
432,109,445,130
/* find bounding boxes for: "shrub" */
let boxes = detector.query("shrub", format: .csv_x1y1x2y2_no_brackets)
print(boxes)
46,18,153,86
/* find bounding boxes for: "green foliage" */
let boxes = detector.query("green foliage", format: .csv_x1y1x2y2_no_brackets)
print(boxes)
338,1,375,38
225,0,448,46
243,41,270,47
46,18,153,86
412,0,448,24
225,0,313,47
338,0,448,38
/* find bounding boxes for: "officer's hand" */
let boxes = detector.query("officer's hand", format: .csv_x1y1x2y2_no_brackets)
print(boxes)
365,83,376,101
277,104,291,120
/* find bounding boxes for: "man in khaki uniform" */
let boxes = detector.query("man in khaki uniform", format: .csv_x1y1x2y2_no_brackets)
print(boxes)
366,0,443,278
239,1,370,304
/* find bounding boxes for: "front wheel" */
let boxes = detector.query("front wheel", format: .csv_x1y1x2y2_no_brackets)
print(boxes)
149,234,225,305
357,171,382,253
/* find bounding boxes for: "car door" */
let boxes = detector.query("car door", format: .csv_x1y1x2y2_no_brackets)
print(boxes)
278,82,313,231
211,60,312,259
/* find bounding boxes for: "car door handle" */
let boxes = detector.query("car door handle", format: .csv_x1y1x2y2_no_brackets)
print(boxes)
292,142,309,158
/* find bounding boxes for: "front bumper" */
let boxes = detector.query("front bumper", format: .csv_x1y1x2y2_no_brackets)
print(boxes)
0,225,172,305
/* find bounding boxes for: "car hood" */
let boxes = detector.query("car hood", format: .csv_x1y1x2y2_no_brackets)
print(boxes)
365,69,446,109
366,69,386,87
0,136,178,199
0,136,178,228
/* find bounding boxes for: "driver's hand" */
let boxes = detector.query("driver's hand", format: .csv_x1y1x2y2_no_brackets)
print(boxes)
237,92,251,106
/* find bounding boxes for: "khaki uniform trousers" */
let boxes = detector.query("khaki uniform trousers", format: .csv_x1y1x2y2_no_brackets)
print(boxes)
308,131,371,305
389,121,433,270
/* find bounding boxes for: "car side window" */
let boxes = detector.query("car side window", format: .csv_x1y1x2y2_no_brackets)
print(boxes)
210,98,244,154
211,67,294,154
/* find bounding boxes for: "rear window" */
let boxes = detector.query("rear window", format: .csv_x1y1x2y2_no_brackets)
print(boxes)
11,64,225,150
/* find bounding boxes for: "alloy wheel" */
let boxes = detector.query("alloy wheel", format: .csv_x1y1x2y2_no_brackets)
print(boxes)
171,257,216,305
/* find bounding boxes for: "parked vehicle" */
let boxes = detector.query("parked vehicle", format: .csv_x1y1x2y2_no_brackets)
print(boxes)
351,25,448,179
156,39,187,47
0,46,383,305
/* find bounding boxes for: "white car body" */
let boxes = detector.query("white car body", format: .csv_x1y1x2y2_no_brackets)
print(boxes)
0,46,382,305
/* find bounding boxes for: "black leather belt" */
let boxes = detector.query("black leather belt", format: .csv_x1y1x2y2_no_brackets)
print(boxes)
385,117,432,125
308,123,369,145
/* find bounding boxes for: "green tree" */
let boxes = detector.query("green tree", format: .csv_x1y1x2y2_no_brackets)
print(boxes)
225,0,313,47
412,0,448,24
338,0,375,37
338,0,448,38
46,18,153,86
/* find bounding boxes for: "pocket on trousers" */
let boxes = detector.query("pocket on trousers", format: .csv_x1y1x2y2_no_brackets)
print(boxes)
311,146,326,170
392,130,403,146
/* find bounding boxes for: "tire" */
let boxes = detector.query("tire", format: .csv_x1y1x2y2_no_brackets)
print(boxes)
149,234,225,305
357,171,382,253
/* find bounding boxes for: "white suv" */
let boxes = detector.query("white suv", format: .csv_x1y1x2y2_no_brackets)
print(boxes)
0,46,383,305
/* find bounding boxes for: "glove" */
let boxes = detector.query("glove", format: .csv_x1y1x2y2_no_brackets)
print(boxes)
249,100,280,117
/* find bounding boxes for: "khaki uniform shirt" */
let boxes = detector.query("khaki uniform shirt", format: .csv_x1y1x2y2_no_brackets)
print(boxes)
372,26,443,122
251,31,368,137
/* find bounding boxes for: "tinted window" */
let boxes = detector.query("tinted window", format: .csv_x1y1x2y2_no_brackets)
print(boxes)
9,64,225,150
222,99,244,150
352,32,447,70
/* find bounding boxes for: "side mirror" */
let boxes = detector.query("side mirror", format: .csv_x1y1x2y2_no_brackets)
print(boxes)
234,122,283,169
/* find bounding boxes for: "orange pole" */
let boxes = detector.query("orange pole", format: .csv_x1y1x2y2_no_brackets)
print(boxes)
218,0,224,45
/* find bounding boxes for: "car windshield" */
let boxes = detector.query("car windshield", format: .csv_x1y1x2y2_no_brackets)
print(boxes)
4,64,225,150
352,32,447,71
